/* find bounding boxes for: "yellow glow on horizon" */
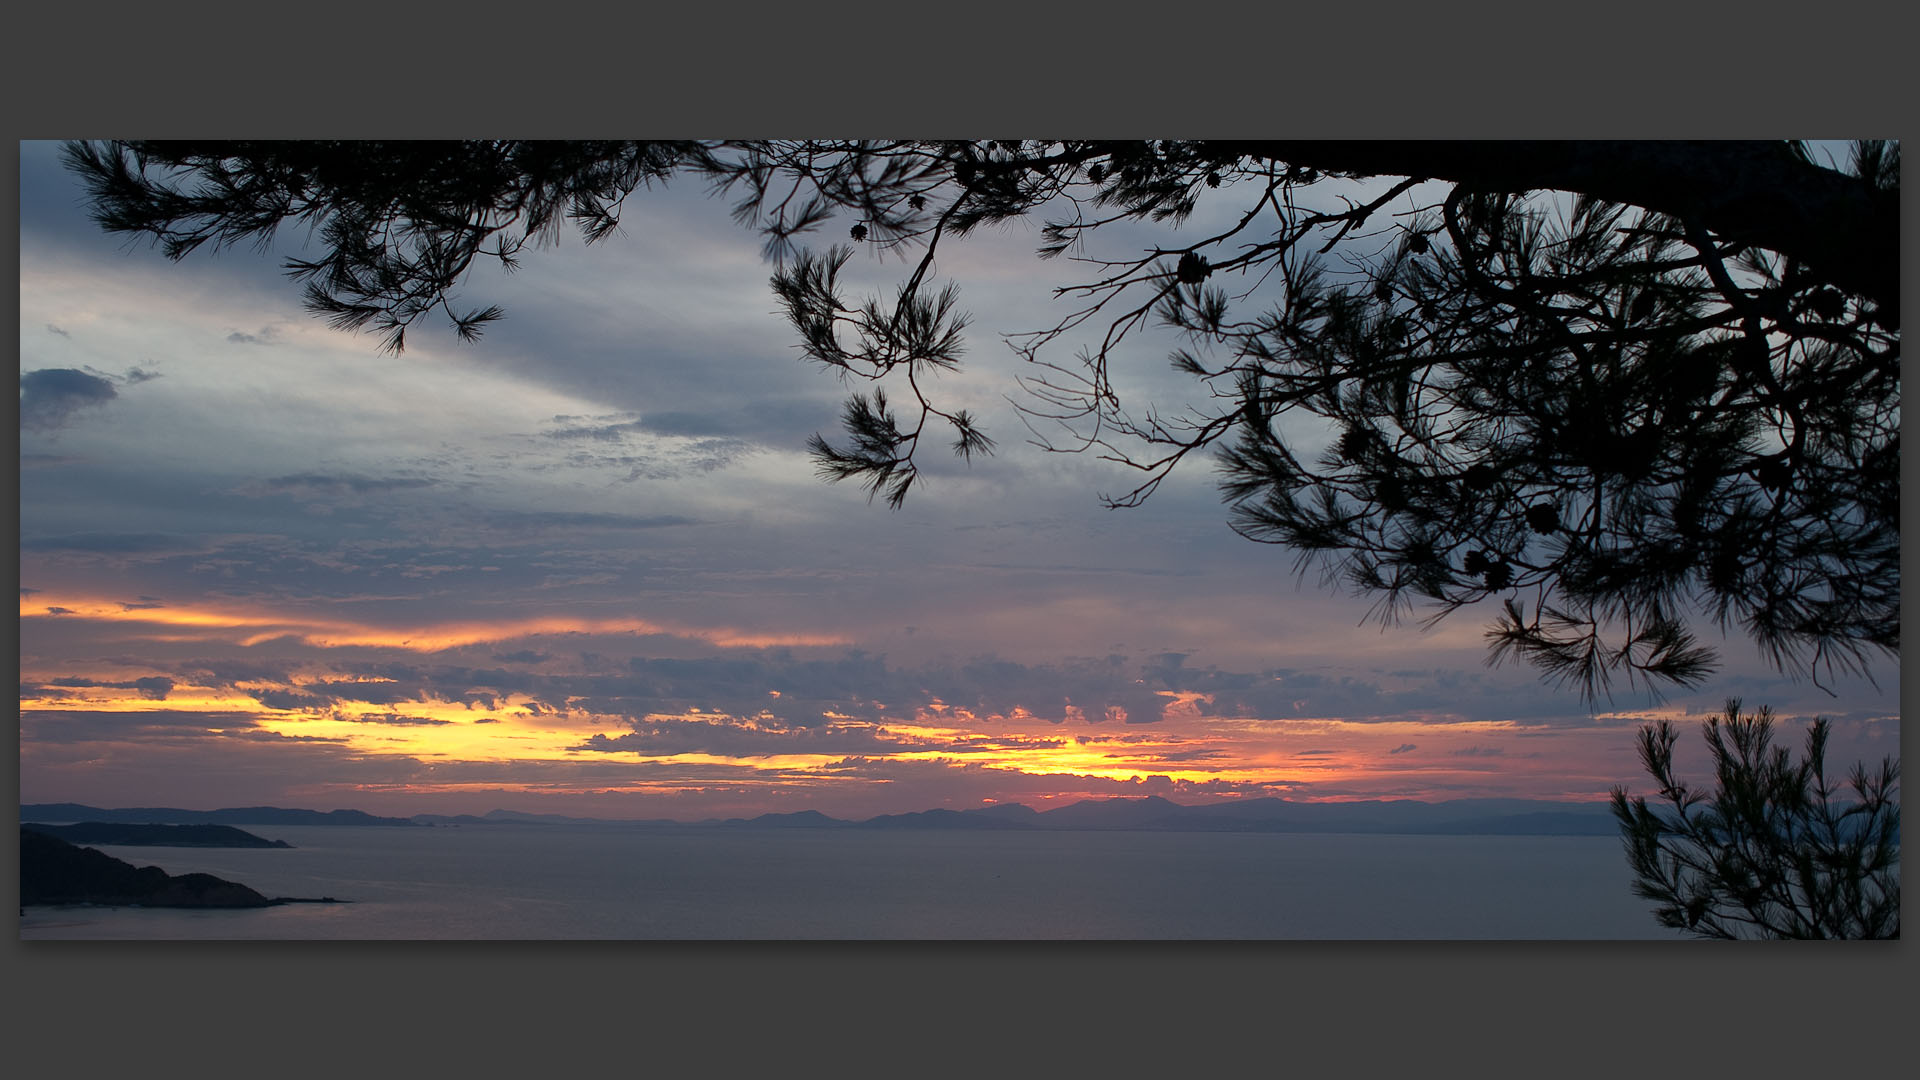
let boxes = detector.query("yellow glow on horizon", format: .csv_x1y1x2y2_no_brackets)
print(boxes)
21,601,1624,804
21,685,281,717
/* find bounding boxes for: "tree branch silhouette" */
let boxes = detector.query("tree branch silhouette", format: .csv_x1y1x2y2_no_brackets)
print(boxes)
62,139,1900,701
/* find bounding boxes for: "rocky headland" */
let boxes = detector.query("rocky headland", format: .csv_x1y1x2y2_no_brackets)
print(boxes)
20,828,347,909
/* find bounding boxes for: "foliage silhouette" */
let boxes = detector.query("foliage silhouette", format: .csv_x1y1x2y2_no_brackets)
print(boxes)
61,140,1900,700
1610,699,1899,939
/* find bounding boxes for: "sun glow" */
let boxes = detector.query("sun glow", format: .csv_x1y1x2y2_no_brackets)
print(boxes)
18,590,1640,807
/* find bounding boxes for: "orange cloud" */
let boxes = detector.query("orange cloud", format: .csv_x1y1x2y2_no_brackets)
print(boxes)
19,593,849,652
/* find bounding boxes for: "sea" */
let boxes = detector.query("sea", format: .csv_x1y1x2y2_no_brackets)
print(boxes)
18,824,1677,940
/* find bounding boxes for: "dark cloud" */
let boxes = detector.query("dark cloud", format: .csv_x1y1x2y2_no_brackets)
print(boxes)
132,677,175,699
19,368,116,431
635,400,829,443
226,327,280,345
20,686,78,701
806,756,1303,815
259,473,438,496
19,725,424,810
634,412,729,437
483,510,698,530
1450,746,1505,757
18,708,264,743
47,672,176,699
615,441,756,479
574,717,927,759
46,323,70,338
545,418,650,442
181,658,299,686
21,532,189,554
1388,743,1418,755
251,688,335,711
939,734,1071,754
1147,747,1230,762
297,650,1558,741
345,713,453,726
301,679,422,705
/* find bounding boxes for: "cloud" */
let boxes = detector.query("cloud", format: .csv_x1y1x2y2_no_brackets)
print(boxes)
18,708,265,743
535,413,759,479
45,675,176,699
494,650,553,664
345,713,454,726
482,511,699,531
133,676,175,699
574,718,927,759
301,679,423,705
544,417,650,442
20,368,117,431
1151,747,1230,762
20,532,191,554
252,688,334,711
1449,746,1505,757
46,323,70,338
20,453,84,468
245,474,439,503
226,326,281,345
1388,743,1418,755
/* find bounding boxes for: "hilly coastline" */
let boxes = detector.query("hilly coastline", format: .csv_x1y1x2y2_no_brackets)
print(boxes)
21,803,416,827
428,795,1617,835
28,796,1618,836
743,795,1620,835
22,822,293,848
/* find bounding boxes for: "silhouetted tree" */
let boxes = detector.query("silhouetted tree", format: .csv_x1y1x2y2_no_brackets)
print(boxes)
60,140,1899,699
1610,699,1899,939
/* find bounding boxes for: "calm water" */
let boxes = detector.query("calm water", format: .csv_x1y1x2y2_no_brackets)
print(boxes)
18,825,1675,940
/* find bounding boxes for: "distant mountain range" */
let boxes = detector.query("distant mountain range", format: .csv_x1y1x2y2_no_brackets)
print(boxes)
24,796,1620,836
21,803,418,828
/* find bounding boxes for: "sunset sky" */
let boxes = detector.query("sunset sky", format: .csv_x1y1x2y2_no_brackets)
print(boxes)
16,140,1901,821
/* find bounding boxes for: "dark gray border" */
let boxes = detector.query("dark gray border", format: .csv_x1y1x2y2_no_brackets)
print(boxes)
7,4,1909,1075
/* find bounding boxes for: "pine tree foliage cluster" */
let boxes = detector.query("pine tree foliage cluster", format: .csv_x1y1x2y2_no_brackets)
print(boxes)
1611,699,1899,939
